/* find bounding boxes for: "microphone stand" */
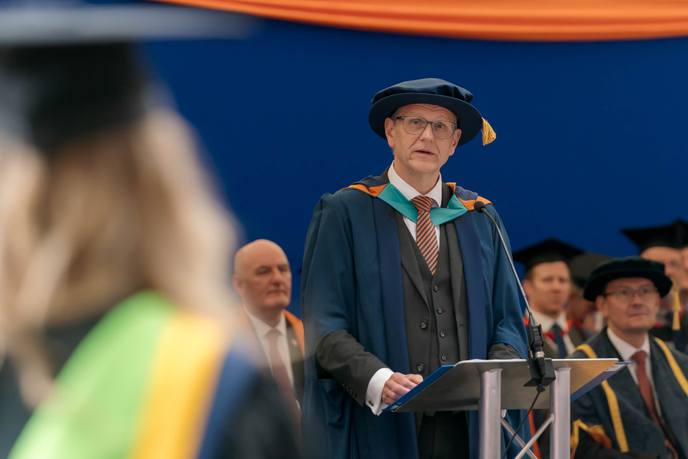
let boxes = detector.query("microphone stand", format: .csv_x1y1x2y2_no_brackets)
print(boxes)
474,202,555,389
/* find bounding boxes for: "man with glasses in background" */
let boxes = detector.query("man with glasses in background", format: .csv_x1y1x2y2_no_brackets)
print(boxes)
301,78,529,459
623,221,688,353
570,257,688,459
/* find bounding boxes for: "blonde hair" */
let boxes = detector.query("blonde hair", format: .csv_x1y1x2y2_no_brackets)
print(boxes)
0,109,237,405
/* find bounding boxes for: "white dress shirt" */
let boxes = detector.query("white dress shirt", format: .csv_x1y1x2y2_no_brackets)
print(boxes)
388,161,443,247
530,310,576,356
606,328,662,417
244,307,295,390
364,162,444,416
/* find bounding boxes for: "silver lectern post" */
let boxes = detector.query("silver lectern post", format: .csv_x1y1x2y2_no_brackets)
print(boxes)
384,358,621,459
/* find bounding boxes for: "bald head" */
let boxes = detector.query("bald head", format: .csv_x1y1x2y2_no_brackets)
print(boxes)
234,239,286,275
233,239,292,324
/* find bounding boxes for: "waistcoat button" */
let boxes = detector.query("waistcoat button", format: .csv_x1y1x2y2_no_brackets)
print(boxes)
433,285,439,292
440,330,446,338
441,354,447,361
420,321,428,329
436,308,443,314
417,363,425,372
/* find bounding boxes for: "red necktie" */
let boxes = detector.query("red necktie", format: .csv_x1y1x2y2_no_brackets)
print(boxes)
631,351,677,458
267,329,302,441
411,195,439,275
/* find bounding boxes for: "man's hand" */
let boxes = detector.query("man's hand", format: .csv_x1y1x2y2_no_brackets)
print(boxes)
381,373,423,405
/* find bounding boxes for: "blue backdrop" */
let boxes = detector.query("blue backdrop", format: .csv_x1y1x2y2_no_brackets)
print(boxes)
145,18,688,316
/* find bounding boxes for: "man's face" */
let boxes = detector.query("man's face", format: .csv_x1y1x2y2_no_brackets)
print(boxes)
523,261,572,317
596,277,660,335
234,242,292,314
384,104,461,179
641,246,688,289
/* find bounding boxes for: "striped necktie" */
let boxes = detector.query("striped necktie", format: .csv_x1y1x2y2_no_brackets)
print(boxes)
411,195,439,275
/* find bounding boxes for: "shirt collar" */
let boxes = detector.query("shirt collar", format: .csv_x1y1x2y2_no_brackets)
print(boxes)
244,306,287,339
531,310,569,333
606,327,651,361
388,161,443,208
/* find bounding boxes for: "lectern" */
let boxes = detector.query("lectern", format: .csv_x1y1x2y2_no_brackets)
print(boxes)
384,359,626,459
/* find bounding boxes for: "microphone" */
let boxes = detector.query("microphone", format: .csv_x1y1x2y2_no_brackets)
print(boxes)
473,201,555,388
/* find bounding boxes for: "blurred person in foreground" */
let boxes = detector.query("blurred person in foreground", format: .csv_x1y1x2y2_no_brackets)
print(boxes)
0,4,298,459
623,221,688,353
301,78,529,459
232,240,304,438
570,257,688,459
567,252,613,337
514,238,587,359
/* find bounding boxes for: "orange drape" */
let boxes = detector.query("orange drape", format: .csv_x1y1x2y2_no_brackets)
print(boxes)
157,0,688,42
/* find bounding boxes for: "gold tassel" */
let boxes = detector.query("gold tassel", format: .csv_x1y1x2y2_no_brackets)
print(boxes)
482,118,496,145
672,278,681,331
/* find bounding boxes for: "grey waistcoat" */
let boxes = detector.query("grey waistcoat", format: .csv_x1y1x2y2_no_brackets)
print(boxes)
394,207,470,379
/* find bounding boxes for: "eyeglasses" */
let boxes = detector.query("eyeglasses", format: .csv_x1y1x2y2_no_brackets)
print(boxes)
394,116,458,139
602,286,659,303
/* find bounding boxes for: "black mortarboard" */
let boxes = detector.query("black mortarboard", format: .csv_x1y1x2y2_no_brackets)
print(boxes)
621,220,688,253
569,252,614,289
368,78,496,146
0,0,256,153
0,1,255,46
0,43,156,153
583,256,672,301
513,238,584,274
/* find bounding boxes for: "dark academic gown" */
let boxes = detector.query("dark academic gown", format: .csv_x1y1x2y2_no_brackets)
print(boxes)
0,310,299,459
570,328,688,459
650,308,688,354
301,172,530,459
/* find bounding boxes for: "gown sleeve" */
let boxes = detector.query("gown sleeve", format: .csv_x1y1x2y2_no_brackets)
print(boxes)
215,373,300,459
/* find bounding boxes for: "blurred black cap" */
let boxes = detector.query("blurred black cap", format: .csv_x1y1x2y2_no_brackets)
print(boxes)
513,238,584,274
0,0,257,153
0,43,158,152
621,220,688,253
0,0,256,45
569,252,614,289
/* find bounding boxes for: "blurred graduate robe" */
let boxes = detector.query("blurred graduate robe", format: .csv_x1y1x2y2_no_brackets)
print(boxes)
0,292,299,459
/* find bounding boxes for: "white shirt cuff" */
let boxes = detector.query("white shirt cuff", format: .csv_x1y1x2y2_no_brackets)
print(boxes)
366,368,394,416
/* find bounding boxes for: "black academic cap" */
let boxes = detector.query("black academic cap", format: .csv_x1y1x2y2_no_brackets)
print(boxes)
569,252,614,289
0,0,257,153
621,220,688,253
0,1,256,45
583,256,672,301
0,43,157,153
513,238,584,274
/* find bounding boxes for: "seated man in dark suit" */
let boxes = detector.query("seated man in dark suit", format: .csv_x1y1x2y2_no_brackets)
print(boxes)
233,240,305,435
570,257,688,459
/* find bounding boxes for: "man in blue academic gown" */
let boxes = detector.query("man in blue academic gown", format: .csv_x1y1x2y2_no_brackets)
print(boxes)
570,257,688,459
300,78,530,459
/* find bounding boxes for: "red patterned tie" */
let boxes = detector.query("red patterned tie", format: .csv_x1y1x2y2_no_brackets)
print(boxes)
267,329,302,442
632,351,678,459
411,195,439,275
